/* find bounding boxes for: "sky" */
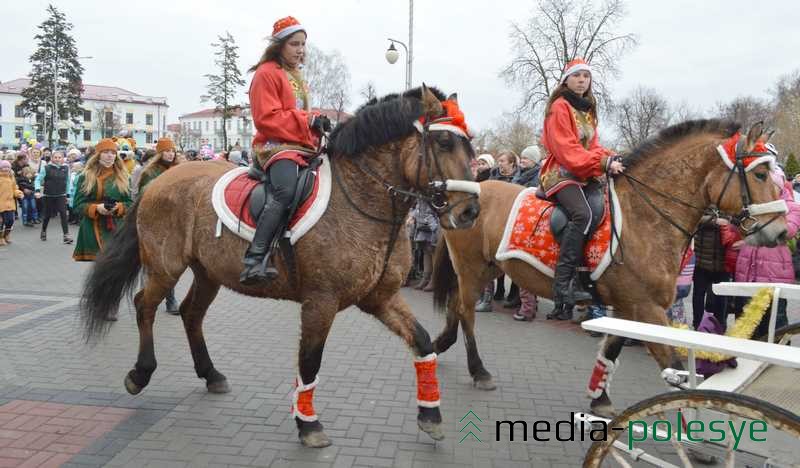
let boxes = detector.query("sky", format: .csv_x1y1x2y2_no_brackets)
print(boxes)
2,0,798,132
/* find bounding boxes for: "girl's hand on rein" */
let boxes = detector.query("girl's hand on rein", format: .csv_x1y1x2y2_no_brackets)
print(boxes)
608,160,625,175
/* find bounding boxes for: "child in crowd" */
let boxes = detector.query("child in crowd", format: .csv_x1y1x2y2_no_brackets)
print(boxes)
0,160,24,246
17,166,39,226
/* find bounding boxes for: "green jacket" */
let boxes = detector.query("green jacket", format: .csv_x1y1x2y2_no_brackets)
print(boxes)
72,169,133,261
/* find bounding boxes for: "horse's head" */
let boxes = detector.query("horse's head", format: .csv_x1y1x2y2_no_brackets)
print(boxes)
406,85,480,230
707,122,788,247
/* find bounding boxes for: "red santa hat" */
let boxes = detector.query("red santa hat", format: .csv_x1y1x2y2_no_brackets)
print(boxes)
561,58,592,84
272,16,305,40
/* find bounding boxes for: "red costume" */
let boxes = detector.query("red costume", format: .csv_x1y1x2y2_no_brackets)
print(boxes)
539,97,612,198
249,61,319,169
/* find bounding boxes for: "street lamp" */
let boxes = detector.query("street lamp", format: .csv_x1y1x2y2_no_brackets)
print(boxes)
37,104,52,143
385,0,414,90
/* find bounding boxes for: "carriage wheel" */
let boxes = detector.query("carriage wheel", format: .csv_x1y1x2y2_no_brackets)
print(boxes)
583,389,800,468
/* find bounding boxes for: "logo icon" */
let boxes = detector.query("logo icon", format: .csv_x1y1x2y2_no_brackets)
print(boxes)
459,410,483,443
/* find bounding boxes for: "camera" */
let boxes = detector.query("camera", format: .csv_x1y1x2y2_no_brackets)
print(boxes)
103,197,118,212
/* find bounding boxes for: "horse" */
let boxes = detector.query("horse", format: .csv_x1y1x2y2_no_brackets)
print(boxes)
430,120,787,417
79,85,481,448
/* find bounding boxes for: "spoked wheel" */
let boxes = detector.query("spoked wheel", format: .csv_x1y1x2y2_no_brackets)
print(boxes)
583,389,800,468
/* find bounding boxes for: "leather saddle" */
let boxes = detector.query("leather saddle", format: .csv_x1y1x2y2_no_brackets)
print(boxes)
246,157,321,224
536,181,606,244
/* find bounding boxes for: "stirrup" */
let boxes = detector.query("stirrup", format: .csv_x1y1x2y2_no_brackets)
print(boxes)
240,253,278,285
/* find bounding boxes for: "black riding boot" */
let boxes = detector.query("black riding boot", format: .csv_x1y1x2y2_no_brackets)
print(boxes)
240,199,286,285
548,222,593,320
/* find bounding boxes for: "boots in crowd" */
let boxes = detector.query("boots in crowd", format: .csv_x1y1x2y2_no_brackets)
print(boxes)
503,283,521,308
415,249,435,292
164,288,179,315
493,276,506,301
3,229,11,245
0,228,6,247
40,230,46,241
512,289,537,321
475,283,494,312
63,234,73,244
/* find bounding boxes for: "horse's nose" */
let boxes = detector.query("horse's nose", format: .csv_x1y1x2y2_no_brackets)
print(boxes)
776,229,788,244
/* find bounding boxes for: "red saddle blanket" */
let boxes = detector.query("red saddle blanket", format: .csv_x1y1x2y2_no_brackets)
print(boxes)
223,172,318,230
211,156,332,244
495,186,621,280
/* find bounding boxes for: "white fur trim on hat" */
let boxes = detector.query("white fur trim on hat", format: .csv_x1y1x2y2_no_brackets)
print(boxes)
561,63,592,84
274,24,305,40
716,144,776,172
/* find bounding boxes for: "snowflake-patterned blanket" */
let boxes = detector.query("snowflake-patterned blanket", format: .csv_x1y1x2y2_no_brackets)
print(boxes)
495,181,622,281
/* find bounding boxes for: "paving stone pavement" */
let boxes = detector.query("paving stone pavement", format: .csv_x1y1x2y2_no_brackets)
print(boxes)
0,224,728,467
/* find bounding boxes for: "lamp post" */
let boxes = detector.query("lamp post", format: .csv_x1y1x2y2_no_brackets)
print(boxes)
37,104,52,144
385,0,414,90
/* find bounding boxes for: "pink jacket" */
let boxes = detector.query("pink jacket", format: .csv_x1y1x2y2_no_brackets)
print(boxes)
735,182,800,283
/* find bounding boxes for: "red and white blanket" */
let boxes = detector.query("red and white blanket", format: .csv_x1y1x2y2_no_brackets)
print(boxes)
495,181,622,281
211,154,331,244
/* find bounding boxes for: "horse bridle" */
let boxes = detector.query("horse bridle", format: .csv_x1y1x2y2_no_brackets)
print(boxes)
616,139,787,245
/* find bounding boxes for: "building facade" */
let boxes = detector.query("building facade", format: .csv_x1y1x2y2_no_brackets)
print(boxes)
0,78,168,149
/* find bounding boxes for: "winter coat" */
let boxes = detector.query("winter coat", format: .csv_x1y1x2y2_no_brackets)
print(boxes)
539,97,612,198
489,166,518,183
512,164,541,188
719,224,742,274
735,182,800,284
475,168,491,182
693,219,727,272
72,168,133,261
411,200,439,244
16,175,35,193
0,173,23,212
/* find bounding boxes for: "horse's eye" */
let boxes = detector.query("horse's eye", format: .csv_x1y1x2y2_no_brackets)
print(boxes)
754,172,767,182
436,133,454,150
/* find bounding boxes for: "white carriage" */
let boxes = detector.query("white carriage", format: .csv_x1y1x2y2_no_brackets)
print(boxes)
580,282,800,467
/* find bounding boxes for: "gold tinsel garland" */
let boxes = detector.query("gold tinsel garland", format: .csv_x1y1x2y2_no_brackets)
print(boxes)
671,287,773,363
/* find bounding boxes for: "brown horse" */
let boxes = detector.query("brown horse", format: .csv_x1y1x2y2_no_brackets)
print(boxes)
431,121,787,417
79,86,481,447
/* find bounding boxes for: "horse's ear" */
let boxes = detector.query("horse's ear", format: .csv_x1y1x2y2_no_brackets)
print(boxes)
446,92,458,103
761,129,776,144
421,83,443,118
745,121,765,148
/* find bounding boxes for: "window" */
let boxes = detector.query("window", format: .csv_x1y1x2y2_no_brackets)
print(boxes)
105,112,114,127
205,121,209,131
0,126,3,138
15,126,23,139
227,120,231,130
83,129,91,141
126,113,134,124
104,128,113,138
15,106,25,118
0,104,2,117
58,129,68,141
83,109,91,122
145,113,153,126
213,120,217,131
146,132,153,144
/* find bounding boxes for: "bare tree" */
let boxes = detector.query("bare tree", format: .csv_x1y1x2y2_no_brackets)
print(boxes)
359,81,377,102
714,96,774,130
202,32,245,151
304,44,351,113
476,112,538,156
612,87,671,150
771,70,800,159
93,103,121,139
501,0,636,117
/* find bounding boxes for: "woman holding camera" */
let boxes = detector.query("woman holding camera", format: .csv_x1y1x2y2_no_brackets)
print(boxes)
72,138,132,266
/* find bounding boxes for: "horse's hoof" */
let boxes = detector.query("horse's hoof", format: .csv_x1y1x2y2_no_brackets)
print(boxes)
124,374,143,395
299,430,332,448
206,379,231,394
590,403,617,419
473,378,497,391
418,419,445,441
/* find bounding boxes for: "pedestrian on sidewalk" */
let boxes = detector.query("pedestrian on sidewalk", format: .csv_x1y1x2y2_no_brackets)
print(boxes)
36,150,72,244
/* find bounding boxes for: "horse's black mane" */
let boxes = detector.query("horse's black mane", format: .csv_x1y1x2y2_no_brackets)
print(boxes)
622,119,741,168
327,86,447,157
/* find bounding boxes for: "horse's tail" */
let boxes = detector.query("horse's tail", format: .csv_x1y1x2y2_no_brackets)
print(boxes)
432,239,457,314
81,199,142,342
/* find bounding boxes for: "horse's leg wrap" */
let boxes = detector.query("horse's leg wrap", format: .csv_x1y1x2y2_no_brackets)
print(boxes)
292,375,319,422
587,354,618,399
414,353,441,408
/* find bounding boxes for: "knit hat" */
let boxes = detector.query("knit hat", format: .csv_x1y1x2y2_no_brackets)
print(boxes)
561,58,592,84
95,138,117,154
272,16,305,40
0,160,10,170
67,148,81,158
477,154,495,168
520,145,543,163
155,138,176,153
